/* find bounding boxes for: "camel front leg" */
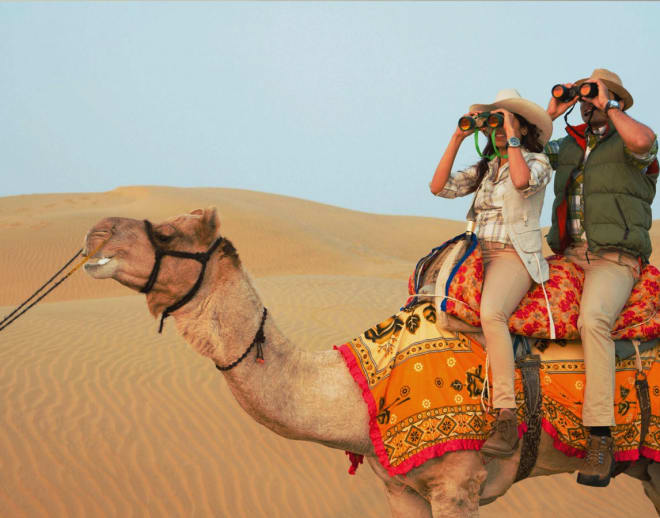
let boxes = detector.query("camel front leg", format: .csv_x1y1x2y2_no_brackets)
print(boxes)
642,462,660,516
408,452,486,518
385,484,433,518
367,456,432,518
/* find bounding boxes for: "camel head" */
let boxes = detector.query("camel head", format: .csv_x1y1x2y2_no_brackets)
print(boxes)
83,207,238,318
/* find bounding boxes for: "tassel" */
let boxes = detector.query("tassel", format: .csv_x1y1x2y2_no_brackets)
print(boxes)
254,307,267,364
256,340,265,364
345,451,364,475
158,313,167,334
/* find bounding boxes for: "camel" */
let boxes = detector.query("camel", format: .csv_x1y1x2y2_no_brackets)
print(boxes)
83,207,660,518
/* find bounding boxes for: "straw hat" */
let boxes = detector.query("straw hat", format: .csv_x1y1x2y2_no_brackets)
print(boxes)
575,68,633,111
470,89,553,145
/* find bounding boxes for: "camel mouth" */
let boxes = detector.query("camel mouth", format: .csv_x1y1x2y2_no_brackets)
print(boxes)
84,256,117,278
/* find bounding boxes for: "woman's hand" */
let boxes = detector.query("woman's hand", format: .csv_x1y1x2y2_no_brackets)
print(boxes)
493,108,520,139
547,82,579,121
453,112,479,141
431,110,478,195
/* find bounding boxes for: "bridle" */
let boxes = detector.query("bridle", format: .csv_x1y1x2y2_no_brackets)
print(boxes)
140,219,225,333
139,219,268,370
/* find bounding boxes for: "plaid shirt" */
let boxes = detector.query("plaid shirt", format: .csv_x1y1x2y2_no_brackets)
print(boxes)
434,151,552,244
545,128,658,242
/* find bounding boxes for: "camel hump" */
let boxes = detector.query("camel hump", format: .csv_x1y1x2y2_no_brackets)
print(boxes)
408,234,660,342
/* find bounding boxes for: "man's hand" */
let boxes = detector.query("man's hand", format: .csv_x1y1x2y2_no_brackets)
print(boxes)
582,78,610,112
547,82,579,121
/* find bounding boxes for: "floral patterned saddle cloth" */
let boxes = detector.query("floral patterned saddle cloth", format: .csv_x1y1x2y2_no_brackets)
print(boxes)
407,233,660,342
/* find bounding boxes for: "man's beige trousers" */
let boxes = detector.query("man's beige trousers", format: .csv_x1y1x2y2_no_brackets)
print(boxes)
565,242,639,427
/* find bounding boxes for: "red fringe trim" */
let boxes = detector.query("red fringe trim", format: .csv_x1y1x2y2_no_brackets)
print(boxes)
541,418,644,462
335,344,531,476
390,440,484,476
541,419,585,458
335,344,395,474
336,344,658,474
616,449,641,462
641,446,660,462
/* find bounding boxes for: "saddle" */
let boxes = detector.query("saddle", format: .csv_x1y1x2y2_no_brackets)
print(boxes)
407,233,660,343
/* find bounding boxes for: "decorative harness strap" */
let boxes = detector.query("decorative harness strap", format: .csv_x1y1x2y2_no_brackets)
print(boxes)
215,307,268,371
140,219,225,333
139,219,269,369
514,346,543,482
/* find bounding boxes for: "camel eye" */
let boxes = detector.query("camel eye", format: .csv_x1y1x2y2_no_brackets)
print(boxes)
154,232,174,243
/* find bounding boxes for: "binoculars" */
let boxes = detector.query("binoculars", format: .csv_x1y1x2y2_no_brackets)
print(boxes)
458,112,504,131
551,82,599,102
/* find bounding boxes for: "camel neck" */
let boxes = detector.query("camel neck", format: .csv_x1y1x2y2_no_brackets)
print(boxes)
171,262,373,455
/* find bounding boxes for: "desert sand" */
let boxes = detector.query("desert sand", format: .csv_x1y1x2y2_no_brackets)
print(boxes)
0,186,657,517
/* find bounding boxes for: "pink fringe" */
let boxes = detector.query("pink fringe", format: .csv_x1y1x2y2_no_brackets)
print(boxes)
336,345,659,473
391,440,484,475
335,344,395,474
641,446,660,462
541,419,585,458
615,449,641,462
541,418,642,462
335,344,532,476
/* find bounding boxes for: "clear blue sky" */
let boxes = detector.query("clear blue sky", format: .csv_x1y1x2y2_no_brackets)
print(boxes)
3,2,659,225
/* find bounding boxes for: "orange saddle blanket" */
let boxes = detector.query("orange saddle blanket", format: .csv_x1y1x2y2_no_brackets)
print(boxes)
408,234,660,341
337,302,660,476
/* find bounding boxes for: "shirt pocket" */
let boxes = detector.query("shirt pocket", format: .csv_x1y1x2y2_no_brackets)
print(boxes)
512,226,542,253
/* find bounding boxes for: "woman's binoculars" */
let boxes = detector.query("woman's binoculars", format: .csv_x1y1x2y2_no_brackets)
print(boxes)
458,112,504,131
552,82,599,102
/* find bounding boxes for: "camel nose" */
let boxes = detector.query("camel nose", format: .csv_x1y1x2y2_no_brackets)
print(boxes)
82,218,116,256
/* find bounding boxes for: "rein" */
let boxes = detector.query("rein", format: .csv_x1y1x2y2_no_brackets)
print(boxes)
0,239,109,332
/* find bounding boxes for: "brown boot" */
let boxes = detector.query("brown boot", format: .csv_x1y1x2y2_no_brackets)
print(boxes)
577,434,615,487
481,408,519,458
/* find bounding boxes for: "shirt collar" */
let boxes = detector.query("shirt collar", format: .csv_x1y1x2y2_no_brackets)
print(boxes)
586,123,610,137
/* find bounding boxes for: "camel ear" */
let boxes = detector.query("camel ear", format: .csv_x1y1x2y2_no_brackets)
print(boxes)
201,206,221,237
190,209,204,216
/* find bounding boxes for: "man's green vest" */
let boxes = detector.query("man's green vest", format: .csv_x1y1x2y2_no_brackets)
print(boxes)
546,129,657,262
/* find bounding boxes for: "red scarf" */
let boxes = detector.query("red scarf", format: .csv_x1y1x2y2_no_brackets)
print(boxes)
565,123,589,151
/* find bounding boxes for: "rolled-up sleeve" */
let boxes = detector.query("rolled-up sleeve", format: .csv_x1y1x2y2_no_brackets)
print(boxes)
519,152,553,198
624,136,658,172
433,165,480,199
543,137,565,171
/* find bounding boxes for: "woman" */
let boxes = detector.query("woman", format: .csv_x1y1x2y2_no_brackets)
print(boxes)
429,89,553,457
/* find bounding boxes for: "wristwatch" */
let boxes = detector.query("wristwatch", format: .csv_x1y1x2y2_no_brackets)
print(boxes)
605,99,621,115
507,136,521,148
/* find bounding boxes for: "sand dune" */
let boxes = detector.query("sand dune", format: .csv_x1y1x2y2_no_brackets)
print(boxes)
0,187,657,517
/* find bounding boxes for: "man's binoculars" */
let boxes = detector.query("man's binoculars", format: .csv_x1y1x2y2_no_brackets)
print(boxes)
458,112,504,131
551,82,599,102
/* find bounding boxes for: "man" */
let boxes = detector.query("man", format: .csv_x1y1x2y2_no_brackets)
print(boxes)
545,68,658,487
